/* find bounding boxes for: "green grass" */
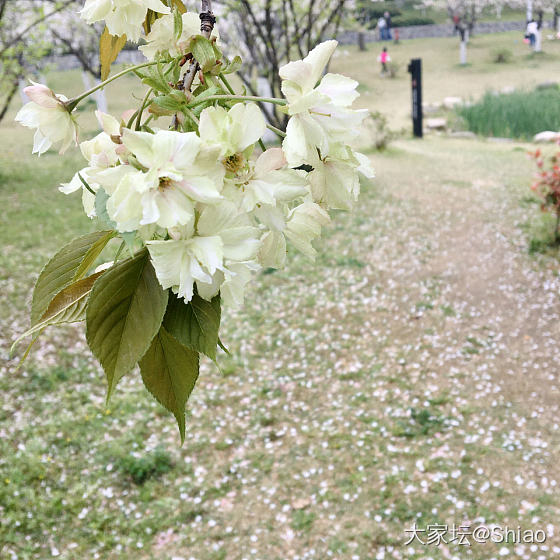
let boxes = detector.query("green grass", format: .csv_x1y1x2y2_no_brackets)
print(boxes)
458,87,560,139
336,31,560,134
2,32,560,559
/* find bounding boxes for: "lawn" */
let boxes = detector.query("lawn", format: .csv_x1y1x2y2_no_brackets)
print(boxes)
1,32,560,559
341,31,560,131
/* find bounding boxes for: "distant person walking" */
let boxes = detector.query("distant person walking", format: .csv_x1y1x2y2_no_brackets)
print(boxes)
384,11,393,40
377,15,387,41
378,47,391,75
526,19,538,47
452,13,460,34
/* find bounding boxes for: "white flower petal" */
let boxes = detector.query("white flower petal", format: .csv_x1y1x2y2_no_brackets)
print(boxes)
259,231,287,269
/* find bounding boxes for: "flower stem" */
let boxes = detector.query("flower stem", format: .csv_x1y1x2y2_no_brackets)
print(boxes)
66,61,161,112
219,73,236,95
135,88,154,130
266,123,286,138
183,106,200,126
188,94,287,108
113,240,126,264
78,172,96,195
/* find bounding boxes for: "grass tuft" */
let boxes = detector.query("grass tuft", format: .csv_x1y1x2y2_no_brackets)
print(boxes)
458,87,560,139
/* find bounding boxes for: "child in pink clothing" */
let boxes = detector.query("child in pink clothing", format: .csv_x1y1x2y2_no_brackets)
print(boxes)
378,47,391,75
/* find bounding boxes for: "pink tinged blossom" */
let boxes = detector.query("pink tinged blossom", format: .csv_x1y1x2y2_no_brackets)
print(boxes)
15,83,78,155
23,82,59,108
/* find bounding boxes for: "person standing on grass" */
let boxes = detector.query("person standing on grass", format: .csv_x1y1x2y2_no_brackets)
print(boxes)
384,11,393,40
378,47,391,75
377,15,387,41
527,19,538,47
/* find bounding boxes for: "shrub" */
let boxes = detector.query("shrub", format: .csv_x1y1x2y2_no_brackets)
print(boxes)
458,88,560,140
391,16,435,27
528,147,560,244
491,48,513,64
387,61,399,78
116,447,173,485
366,111,395,151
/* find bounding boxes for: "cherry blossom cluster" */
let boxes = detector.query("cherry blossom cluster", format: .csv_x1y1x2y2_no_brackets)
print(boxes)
15,1,373,310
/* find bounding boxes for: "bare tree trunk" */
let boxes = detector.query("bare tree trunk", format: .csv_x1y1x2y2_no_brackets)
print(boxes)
358,31,366,51
0,80,18,121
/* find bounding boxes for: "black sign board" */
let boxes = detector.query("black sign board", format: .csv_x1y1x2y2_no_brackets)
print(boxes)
407,58,423,138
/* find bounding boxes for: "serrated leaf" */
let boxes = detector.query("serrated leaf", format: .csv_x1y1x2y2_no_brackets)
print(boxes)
222,55,242,75
12,272,104,352
142,65,172,93
31,231,114,325
139,326,199,443
163,291,220,362
148,102,175,116
100,27,127,81
86,250,168,398
190,36,218,73
153,90,187,112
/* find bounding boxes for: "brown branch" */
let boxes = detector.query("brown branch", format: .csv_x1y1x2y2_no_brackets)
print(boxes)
0,77,18,121
51,29,100,79
173,0,216,129
0,0,8,22
313,0,346,45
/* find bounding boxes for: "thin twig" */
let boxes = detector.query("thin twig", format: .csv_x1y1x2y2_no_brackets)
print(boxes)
173,0,216,129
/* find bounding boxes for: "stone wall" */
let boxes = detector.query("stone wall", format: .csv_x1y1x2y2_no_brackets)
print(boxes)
338,20,552,45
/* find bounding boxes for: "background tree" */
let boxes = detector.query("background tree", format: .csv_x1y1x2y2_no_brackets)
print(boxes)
48,5,109,111
0,0,74,122
216,0,348,128
0,0,111,123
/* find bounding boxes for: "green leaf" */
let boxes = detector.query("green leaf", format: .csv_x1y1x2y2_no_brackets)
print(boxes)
141,65,172,93
173,7,183,39
153,90,188,112
86,250,168,398
100,27,127,81
95,188,117,229
222,55,242,75
190,36,218,73
163,291,221,362
139,326,199,443
31,230,114,325
121,231,140,256
169,0,187,14
218,337,230,355
12,272,104,352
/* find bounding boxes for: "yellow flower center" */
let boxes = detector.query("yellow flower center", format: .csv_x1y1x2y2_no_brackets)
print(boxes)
159,177,173,191
223,153,245,174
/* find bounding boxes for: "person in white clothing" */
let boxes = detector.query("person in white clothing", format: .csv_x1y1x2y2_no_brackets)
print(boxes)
526,20,538,47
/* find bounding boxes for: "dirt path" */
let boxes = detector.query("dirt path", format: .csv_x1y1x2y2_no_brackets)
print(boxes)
192,136,560,559
2,137,560,560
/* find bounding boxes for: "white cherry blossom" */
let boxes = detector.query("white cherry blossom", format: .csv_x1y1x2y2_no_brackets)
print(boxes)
80,0,170,41
140,12,219,60
279,40,368,166
15,82,78,155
